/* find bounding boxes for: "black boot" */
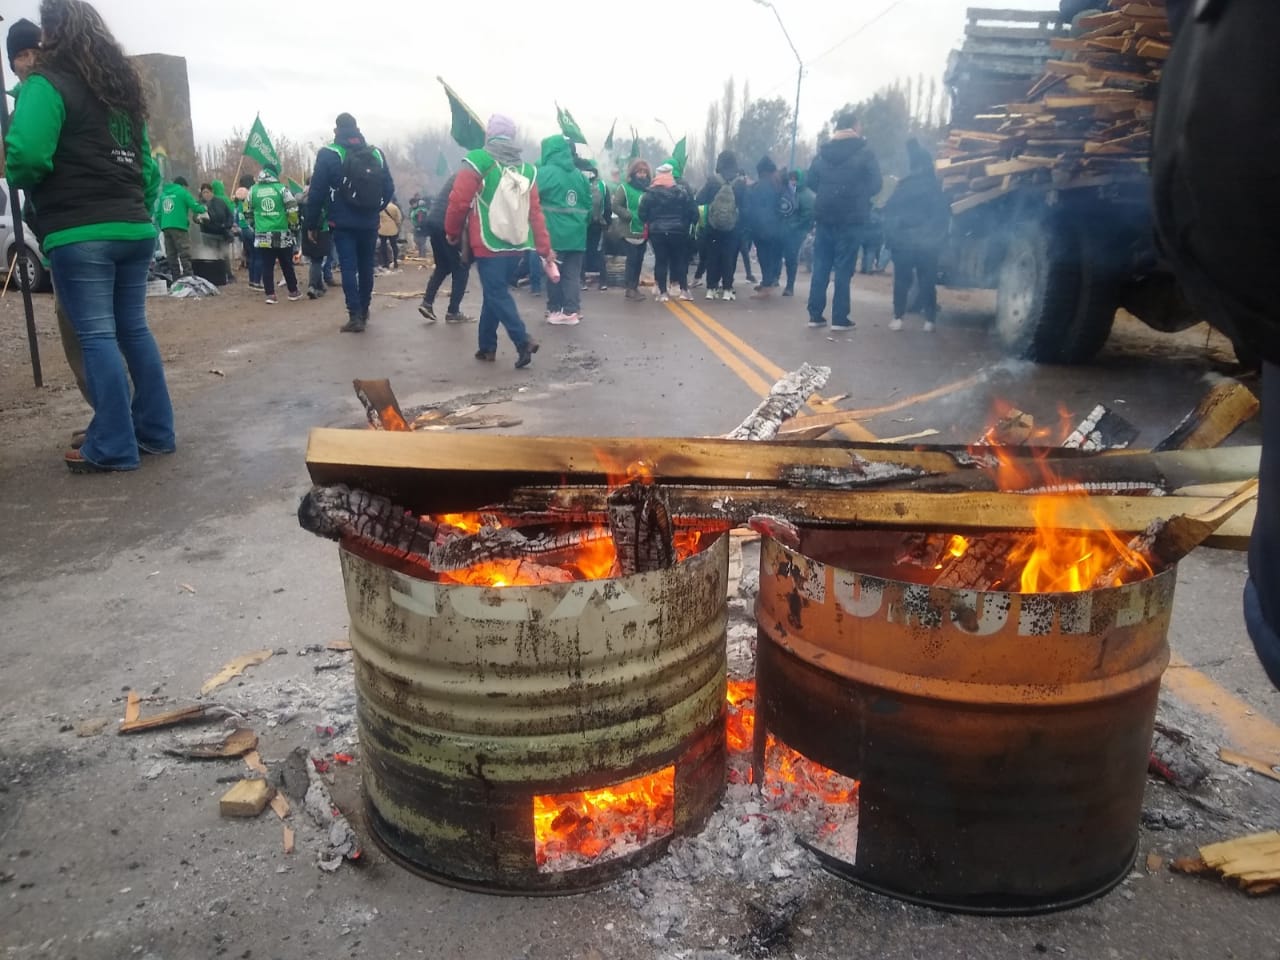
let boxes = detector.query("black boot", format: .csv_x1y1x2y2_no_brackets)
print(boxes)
340,310,366,333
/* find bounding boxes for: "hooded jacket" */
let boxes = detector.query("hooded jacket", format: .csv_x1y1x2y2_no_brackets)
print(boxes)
807,133,883,228
882,168,950,253
536,136,590,252
786,172,816,237
638,171,696,236
305,126,395,232
158,181,206,232
745,172,784,241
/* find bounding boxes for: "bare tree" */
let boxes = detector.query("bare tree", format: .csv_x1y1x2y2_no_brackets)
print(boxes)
721,77,738,152
702,102,720,176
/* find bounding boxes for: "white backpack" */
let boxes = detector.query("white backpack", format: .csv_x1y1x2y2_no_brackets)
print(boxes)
486,166,533,246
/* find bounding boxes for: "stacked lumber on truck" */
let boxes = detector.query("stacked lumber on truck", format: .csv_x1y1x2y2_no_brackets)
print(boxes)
939,1,1171,213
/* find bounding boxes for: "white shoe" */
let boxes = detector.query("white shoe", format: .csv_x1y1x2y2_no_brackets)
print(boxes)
721,289,736,302
923,321,936,333
705,289,720,300
546,311,565,323
678,290,694,302
553,312,581,325
889,317,904,331
657,292,670,303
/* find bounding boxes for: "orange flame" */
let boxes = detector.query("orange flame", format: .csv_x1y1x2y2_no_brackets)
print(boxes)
533,766,675,870
726,678,757,753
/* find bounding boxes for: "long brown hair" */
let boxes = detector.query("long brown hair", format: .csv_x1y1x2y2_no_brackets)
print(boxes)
38,0,148,126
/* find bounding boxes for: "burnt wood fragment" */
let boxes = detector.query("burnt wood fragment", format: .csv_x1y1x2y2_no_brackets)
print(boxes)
607,481,676,576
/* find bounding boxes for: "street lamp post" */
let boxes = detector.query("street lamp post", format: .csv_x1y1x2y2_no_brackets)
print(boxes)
752,0,803,171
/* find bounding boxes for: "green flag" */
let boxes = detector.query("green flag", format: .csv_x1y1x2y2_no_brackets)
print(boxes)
438,76,485,151
436,151,450,177
629,127,640,161
243,114,280,171
671,137,687,179
287,178,305,197
556,103,587,145
604,118,616,152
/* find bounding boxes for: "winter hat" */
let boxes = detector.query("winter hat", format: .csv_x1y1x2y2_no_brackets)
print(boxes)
835,112,858,131
715,150,739,179
656,162,674,175
234,186,249,202
7,19,40,71
757,155,777,176
486,113,517,141
335,112,360,135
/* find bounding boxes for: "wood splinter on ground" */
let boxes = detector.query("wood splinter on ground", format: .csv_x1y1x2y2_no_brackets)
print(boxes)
164,727,258,760
1172,831,1280,896
219,778,275,818
118,704,218,735
200,650,273,696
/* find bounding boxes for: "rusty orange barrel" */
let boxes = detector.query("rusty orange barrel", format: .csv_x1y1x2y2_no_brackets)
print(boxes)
754,530,1173,913
339,533,728,893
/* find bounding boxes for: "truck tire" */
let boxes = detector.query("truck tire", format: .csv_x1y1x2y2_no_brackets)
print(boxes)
995,216,1118,364
7,243,50,293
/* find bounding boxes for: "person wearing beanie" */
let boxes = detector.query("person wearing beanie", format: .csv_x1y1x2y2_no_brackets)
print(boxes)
695,150,748,300
882,138,949,332
444,113,552,369
611,157,652,301
305,111,396,332
805,111,882,329
7,18,41,79
639,160,697,302
745,155,785,298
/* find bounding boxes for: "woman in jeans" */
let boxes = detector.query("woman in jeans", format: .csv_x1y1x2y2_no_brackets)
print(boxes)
5,0,174,473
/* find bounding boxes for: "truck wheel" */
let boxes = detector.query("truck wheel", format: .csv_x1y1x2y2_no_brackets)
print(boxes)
8,244,50,293
995,217,1118,364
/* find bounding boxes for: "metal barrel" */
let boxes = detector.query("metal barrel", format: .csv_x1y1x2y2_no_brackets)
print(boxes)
754,530,1173,914
340,533,728,893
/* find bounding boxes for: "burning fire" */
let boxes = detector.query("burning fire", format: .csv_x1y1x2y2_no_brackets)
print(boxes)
533,766,675,871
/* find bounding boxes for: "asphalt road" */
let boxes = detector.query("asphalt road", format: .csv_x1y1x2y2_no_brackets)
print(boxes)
1,271,1276,960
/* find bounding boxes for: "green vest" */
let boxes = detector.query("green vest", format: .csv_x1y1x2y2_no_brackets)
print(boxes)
465,148,538,252
249,181,290,234
622,182,645,235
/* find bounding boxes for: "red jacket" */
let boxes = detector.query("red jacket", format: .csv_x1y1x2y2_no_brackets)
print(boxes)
444,164,552,259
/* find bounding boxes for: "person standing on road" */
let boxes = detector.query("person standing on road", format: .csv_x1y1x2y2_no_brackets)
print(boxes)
805,112,882,329
612,157,651,302
444,113,552,369
418,171,472,324
299,179,332,299
579,158,611,289
5,0,173,474
245,167,301,304
746,155,785,299
378,197,403,271
158,175,205,279
536,135,590,325
696,151,747,301
639,160,697,303
305,112,395,333
781,169,815,297
1154,0,1280,689
6,16,91,441
234,174,262,288
883,139,950,333
409,194,430,259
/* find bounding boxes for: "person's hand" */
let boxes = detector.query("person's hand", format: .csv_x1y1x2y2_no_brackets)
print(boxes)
447,235,459,246
307,230,318,245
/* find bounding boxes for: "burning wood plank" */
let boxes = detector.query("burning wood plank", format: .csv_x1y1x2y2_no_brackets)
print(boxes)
1062,404,1139,451
298,484,444,559
607,481,676,575
352,378,410,432
727,363,832,441
1154,381,1260,452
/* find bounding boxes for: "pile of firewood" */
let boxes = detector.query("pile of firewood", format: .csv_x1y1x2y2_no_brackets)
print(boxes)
938,1,1171,214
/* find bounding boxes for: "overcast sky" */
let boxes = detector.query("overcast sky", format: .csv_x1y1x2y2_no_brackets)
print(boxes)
5,0,1060,151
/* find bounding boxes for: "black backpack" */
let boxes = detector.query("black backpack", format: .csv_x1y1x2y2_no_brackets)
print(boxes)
337,144,385,212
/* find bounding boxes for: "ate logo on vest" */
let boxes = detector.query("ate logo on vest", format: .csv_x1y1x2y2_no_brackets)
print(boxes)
162,198,175,213
565,189,579,207
108,111,133,149
260,196,278,214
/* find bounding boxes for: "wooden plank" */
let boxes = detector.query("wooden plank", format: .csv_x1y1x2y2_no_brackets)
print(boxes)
984,158,1054,176
1077,9,1123,30
1049,38,1088,53
124,692,141,723
935,155,1000,176
1155,382,1260,451
1044,59,1090,76
200,650,273,696
951,184,1014,215
1043,94,1139,109
1121,4,1170,18
1136,38,1170,59
1219,748,1280,785
219,779,275,818
118,704,213,735
967,7,1066,23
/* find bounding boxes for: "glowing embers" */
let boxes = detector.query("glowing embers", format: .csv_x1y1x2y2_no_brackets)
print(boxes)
533,767,676,873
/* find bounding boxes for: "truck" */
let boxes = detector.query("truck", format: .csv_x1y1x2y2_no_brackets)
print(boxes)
938,5,1205,366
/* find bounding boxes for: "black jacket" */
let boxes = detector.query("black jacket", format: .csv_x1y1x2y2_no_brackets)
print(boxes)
807,135,883,228
200,196,234,240
638,183,696,235
426,173,457,232
745,176,784,240
882,170,950,252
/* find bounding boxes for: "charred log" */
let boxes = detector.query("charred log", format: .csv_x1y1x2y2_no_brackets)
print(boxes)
727,363,832,441
353,378,410,431
299,484,441,560
1062,404,1139,451
607,481,677,576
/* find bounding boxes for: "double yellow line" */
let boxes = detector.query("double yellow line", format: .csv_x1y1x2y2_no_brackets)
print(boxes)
663,297,879,441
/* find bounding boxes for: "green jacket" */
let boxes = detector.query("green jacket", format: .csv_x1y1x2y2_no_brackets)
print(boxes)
246,177,299,244
535,136,589,252
789,183,816,236
158,181,205,232
4,73,161,252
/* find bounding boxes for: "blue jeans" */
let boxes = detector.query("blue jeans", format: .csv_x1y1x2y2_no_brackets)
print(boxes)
476,256,530,354
332,227,377,315
49,238,175,470
240,230,261,285
527,249,544,293
807,223,864,326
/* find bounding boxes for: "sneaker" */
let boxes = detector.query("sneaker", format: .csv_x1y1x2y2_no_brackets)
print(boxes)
599,284,608,291
264,295,278,305
656,292,670,303
515,339,540,369
248,282,264,291
546,310,566,323
287,290,303,302
678,290,694,302
807,317,828,329
419,302,438,323
445,312,473,324
923,321,936,333
831,320,855,330
705,289,720,301
721,289,736,302
889,317,904,331
552,312,581,325
475,349,496,361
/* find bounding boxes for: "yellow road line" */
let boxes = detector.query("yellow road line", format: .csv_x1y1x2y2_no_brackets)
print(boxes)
674,301,879,442
1164,654,1280,767
665,300,775,396
837,372,990,421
